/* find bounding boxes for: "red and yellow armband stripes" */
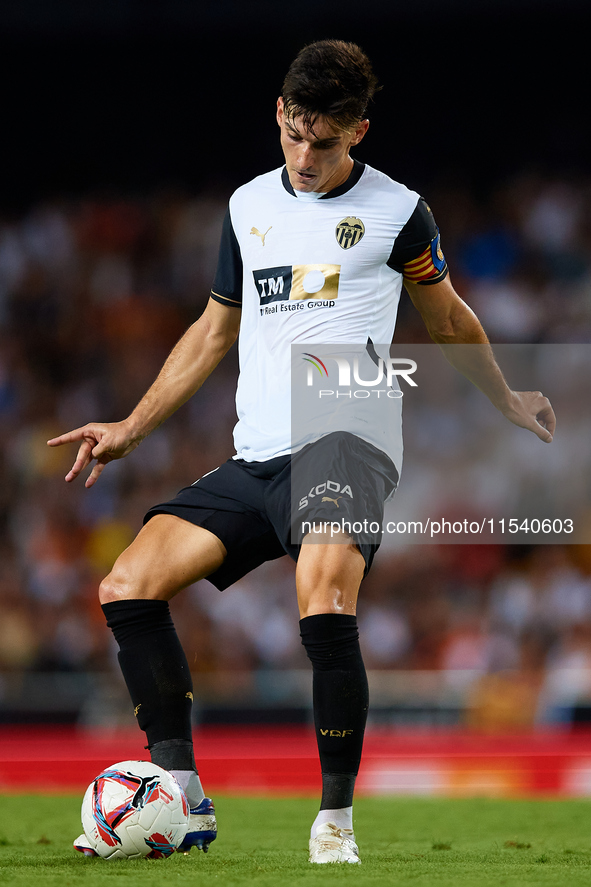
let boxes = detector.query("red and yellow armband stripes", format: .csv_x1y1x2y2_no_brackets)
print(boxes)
403,231,448,285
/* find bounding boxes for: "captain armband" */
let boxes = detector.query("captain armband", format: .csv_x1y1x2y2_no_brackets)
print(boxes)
403,230,448,285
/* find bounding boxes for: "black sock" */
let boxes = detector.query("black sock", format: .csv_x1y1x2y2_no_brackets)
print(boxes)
300,613,368,810
102,599,195,769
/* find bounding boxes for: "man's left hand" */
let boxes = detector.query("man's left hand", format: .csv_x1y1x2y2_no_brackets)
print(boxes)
501,390,556,442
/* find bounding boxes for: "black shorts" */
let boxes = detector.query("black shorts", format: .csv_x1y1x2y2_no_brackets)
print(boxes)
144,431,398,590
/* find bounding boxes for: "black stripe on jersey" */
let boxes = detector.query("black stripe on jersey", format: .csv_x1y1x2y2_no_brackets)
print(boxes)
280,160,366,199
387,197,448,285
211,208,243,305
281,167,296,196
366,337,381,370
366,337,395,393
210,291,242,308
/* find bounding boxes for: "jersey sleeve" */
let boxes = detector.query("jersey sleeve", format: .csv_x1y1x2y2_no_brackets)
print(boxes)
210,207,243,307
387,197,448,286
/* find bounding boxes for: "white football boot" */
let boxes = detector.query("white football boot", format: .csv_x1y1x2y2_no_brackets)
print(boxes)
309,821,361,864
73,834,98,857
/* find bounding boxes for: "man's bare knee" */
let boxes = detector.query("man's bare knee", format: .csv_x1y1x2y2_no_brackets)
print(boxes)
296,536,365,618
97,516,227,606
98,562,147,604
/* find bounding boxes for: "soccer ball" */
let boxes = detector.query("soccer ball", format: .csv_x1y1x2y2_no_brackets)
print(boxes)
80,760,190,859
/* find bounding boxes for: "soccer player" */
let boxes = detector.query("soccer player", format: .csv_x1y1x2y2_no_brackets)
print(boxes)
49,40,555,864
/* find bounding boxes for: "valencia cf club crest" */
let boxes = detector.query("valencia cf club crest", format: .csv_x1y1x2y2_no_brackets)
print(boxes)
335,217,365,250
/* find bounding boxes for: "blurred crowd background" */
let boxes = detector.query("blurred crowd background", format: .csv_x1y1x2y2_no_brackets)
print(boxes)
1,0,590,731
1,173,591,730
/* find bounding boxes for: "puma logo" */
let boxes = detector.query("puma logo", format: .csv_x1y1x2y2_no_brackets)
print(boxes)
321,496,342,507
250,226,272,246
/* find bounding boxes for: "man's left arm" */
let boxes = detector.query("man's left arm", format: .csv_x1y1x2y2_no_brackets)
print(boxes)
405,275,556,443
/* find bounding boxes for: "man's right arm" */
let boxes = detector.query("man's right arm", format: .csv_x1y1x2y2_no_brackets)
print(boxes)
47,297,241,487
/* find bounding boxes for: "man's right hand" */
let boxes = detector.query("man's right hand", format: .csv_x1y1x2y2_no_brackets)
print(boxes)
47,420,142,488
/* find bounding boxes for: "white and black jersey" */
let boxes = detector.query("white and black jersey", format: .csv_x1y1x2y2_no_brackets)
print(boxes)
211,160,448,465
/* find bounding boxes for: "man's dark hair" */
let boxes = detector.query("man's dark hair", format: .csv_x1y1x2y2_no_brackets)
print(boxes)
282,40,380,132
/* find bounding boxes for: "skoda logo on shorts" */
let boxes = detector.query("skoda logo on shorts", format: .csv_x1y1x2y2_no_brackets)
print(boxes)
336,217,365,249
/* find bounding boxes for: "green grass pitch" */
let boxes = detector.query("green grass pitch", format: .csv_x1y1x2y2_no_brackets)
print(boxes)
1,794,591,886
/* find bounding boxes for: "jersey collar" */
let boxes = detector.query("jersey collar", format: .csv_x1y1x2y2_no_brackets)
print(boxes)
281,159,366,199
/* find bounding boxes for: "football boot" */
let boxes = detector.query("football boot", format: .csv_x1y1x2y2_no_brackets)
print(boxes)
177,797,217,853
309,821,361,864
73,833,98,857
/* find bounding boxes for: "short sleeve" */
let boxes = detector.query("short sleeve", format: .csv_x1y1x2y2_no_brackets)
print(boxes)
387,197,448,286
211,208,243,307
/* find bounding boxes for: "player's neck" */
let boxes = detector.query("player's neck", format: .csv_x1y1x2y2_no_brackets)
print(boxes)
317,155,354,195
291,155,354,197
